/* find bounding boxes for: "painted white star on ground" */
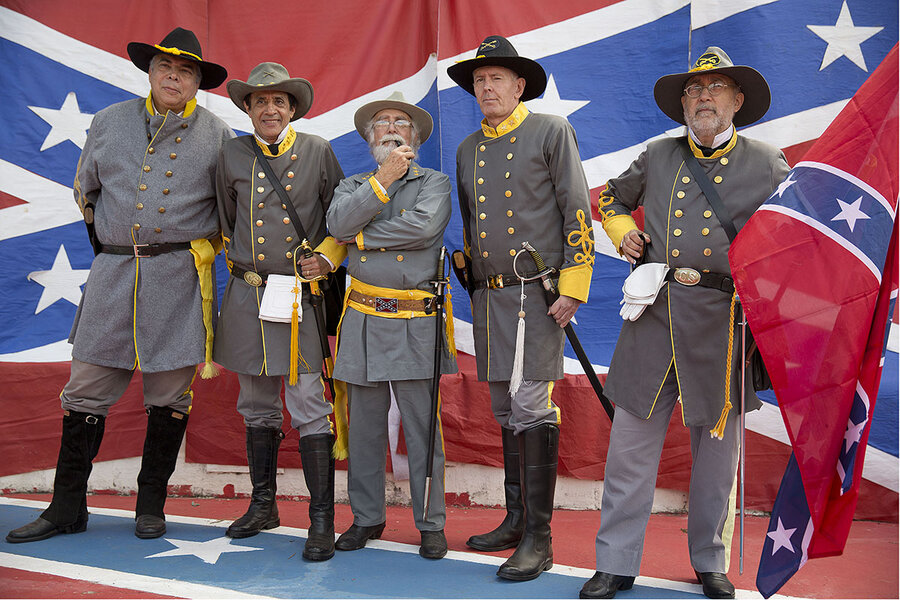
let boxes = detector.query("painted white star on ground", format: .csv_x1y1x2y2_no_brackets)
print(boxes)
26,245,90,314
526,74,589,121
807,1,884,71
767,517,798,556
145,536,263,565
831,196,870,232
28,91,95,151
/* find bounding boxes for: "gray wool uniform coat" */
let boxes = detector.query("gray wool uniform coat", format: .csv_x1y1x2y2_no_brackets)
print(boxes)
456,104,594,382
600,133,790,426
71,97,234,372
213,131,345,376
326,162,458,385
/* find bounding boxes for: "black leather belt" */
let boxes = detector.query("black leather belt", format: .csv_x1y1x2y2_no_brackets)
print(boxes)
665,267,734,293
100,242,192,257
231,265,276,287
473,272,545,290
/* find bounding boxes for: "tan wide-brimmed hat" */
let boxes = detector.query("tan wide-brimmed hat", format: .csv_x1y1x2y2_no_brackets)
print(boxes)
353,91,433,143
653,46,771,127
226,62,313,121
127,27,227,90
447,35,547,102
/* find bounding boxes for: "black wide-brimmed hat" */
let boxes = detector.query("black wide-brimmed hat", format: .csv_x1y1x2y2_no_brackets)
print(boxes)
354,91,433,143
226,62,314,121
653,46,771,127
447,35,547,102
127,27,228,90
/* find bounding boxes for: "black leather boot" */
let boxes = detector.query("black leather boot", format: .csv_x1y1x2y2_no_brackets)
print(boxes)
497,423,559,581
466,427,524,551
134,406,188,539
226,427,284,539
6,410,105,543
299,433,335,561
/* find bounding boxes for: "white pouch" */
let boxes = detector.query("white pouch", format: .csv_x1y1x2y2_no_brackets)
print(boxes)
620,263,669,321
258,274,302,323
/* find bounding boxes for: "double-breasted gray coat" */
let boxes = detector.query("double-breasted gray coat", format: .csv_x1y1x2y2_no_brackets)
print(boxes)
71,96,234,372
600,133,790,426
456,103,594,382
213,130,345,376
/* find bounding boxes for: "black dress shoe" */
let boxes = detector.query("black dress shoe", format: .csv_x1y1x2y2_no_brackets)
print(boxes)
695,571,735,599
335,522,385,551
135,514,166,539
6,517,86,544
580,571,635,599
419,530,447,559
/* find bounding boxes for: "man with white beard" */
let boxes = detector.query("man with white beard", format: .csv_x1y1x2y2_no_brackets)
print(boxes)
326,92,457,560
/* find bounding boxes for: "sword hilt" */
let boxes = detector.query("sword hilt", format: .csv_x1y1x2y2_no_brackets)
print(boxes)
522,241,558,295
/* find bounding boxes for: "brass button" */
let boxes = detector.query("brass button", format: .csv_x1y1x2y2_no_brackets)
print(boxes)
507,209,513,217
288,171,295,178
507,227,515,235
360,256,367,262
478,195,486,203
162,188,169,195
147,133,151,140
257,186,265,193
285,184,292,191
505,190,512,198
482,251,489,258
258,172,266,179
479,212,486,220
479,145,486,152
290,154,297,160
677,191,685,199
256,219,263,226
257,236,265,244
673,228,682,236
282,204,287,210
671,248,679,257
181,123,188,129
396,255,404,262
702,227,710,236
143,165,151,172
154,227,162,233
510,136,516,143
148,147,155,154
480,231,486,238
477,178,484,184
285,236,293,242
505,172,510,179
258,202,265,209
506,153,513,160
285,251,293,259
702,268,710,273
257,253,265,260
175,136,182,143
720,157,729,165
703,248,712,256
704,210,712,218
478,160,485,167
139,184,147,191
133,223,141,230
283,217,291,224
674,209,683,217
165,170,173,177
136,203,144,210
509,249,516,256
158,207,165,213
682,176,690,184
169,152,177,159
714,175,723,183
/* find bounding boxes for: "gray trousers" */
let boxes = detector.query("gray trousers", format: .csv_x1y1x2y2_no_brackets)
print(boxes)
236,373,333,437
488,380,560,434
594,371,739,576
61,358,195,416
346,379,445,531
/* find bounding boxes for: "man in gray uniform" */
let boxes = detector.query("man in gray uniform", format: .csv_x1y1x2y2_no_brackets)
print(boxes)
6,28,233,544
326,92,457,560
580,48,789,599
214,63,346,561
449,36,594,581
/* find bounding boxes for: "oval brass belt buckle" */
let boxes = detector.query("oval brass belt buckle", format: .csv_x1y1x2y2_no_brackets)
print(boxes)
243,271,263,287
673,267,701,286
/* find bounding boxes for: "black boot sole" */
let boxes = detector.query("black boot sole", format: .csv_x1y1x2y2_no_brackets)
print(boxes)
497,558,553,581
5,519,86,544
226,518,280,539
465,536,522,551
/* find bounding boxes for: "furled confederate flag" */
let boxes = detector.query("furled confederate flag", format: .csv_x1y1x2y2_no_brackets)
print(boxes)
728,44,898,598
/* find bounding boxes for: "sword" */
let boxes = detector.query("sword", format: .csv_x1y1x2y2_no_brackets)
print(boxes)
521,241,614,422
423,246,449,519
299,239,337,401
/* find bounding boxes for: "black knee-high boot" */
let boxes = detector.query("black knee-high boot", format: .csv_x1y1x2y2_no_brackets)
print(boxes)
134,406,188,538
226,427,283,538
466,427,524,551
299,433,336,561
497,423,559,581
6,410,105,543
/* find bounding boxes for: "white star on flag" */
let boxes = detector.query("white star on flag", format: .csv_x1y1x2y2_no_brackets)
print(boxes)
526,74,589,121
772,172,797,198
145,536,263,565
767,517,798,556
28,91,95,151
26,245,90,314
807,1,884,71
831,196,870,232
843,418,866,452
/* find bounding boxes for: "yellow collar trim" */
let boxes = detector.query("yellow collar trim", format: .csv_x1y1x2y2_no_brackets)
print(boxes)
688,129,737,159
257,126,296,157
154,45,202,62
481,103,529,138
145,94,196,118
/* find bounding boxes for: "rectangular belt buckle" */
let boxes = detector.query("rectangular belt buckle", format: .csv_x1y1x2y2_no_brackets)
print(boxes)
673,267,701,286
133,244,151,258
375,297,399,313
488,274,504,289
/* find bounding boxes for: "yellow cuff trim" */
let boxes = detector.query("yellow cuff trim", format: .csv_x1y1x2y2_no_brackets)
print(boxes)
602,214,638,255
369,176,390,204
356,231,365,250
558,263,592,303
313,236,347,270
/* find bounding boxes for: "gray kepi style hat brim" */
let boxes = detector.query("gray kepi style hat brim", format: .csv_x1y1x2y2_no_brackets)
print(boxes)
226,62,314,121
447,35,547,102
653,46,771,128
127,27,228,90
354,91,433,144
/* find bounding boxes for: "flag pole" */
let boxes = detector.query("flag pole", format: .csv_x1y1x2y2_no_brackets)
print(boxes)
739,299,747,575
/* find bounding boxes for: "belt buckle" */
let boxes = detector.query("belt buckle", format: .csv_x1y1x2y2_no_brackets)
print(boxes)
243,271,263,287
375,297,399,313
133,244,151,258
673,267,701,286
488,274,505,289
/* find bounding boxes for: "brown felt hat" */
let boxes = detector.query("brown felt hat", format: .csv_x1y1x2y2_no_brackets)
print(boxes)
226,62,313,121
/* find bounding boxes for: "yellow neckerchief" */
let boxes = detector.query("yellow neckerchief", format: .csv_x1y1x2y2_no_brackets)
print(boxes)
481,102,529,138
687,128,737,160
145,94,196,118
256,126,297,157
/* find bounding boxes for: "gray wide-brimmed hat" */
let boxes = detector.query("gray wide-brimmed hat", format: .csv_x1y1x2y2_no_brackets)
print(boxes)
127,27,227,90
226,62,314,121
354,91,433,143
447,35,547,102
653,46,771,127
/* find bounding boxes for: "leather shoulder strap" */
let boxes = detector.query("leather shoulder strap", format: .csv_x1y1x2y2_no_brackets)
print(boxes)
248,136,310,242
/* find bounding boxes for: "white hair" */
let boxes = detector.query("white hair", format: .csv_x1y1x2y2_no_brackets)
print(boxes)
365,118,420,165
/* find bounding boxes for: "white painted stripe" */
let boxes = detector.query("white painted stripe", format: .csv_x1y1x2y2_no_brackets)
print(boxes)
0,159,82,242
691,0,780,30
0,339,72,362
795,161,896,217
758,204,882,282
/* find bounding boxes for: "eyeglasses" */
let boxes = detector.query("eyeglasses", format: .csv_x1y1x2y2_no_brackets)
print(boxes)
683,82,735,98
373,119,412,130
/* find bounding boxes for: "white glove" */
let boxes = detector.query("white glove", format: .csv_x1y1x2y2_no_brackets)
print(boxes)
619,263,669,321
